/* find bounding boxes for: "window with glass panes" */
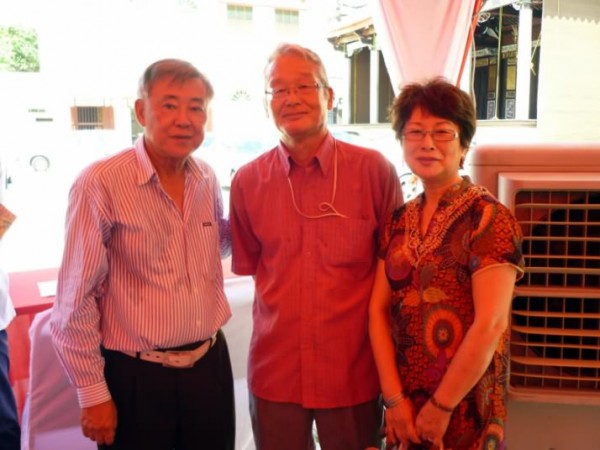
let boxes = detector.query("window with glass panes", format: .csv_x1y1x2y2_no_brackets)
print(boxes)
275,8,299,25
227,4,252,21
70,106,114,130
473,2,542,120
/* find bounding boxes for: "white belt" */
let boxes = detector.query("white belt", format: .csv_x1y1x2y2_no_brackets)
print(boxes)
121,334,217,369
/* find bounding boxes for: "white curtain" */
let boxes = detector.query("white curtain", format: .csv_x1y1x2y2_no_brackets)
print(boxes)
370,0,483,93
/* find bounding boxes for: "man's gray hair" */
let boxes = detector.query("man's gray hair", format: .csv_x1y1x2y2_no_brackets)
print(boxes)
265,43,329,86
138,58,214,100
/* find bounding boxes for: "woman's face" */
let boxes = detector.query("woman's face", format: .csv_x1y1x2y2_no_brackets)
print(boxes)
401,107,467,189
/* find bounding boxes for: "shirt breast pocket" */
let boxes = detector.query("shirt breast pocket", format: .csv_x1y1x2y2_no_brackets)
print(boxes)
194,219,219,266
318,218,376,267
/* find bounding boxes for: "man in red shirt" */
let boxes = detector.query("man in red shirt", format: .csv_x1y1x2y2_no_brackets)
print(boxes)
230,43,403,450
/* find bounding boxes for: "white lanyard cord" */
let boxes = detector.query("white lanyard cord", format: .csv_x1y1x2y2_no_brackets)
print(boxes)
286,139,348,219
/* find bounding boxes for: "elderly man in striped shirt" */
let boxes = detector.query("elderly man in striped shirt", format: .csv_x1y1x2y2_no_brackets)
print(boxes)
51,59,234,450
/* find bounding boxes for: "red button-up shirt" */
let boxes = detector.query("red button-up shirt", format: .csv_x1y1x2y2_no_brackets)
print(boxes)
230,133,402,408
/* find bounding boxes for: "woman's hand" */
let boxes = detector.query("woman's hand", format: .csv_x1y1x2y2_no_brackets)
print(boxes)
383,398,420,449
414,399,451,449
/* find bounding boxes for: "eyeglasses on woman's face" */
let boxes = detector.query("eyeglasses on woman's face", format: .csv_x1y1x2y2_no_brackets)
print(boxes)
402,129,459,142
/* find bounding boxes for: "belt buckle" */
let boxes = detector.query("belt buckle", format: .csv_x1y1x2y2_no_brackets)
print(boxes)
162,350,194,368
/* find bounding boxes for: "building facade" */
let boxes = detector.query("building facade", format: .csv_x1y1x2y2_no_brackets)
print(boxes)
327,0,600,146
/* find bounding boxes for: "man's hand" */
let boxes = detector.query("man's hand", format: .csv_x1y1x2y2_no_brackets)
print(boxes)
81,400,118,445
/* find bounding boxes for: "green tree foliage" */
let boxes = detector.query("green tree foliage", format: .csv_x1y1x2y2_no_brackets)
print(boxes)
0,26,40,72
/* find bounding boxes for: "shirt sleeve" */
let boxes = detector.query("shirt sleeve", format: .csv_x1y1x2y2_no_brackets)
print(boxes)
377,153,404,258
229,170,261,275
50,176,112,408
380,161,404,223
213,176,231,259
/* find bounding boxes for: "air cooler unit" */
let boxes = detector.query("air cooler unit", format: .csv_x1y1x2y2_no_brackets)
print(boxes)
466,143,600,405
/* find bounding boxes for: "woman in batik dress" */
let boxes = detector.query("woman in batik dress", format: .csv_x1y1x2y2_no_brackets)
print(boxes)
369,79,524,450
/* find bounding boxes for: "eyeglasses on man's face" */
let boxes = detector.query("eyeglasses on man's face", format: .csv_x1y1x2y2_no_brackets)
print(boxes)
402,129,459,142
265,83,323,99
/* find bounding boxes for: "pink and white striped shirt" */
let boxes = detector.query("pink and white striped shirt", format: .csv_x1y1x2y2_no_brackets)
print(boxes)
51,138,231,408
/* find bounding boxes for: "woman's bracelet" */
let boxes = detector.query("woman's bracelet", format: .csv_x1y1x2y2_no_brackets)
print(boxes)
429,395,455,413
383,390,409,408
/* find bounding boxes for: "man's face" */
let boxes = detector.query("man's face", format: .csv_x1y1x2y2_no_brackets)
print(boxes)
135,76,209,163
265,54,333,141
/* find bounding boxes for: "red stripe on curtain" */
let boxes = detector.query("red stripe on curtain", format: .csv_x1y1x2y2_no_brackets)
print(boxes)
457,0,485,84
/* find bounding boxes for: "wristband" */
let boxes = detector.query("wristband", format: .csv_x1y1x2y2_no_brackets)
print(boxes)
429,395,455,413
383,390,408,408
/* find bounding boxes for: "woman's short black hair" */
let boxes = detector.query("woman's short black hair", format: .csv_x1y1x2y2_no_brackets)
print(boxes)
389,78,476,150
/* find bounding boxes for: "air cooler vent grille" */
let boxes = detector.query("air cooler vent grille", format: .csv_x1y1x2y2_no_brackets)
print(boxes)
509,188,600,398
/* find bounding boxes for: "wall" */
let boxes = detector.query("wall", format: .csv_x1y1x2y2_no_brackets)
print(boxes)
537,0,600,142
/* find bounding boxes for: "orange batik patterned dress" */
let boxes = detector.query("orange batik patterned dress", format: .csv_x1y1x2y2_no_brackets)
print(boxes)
381,177,524,450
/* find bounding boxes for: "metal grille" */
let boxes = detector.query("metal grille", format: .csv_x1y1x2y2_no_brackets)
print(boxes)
71,106,114,130
509,187,600,400
76,106,101,130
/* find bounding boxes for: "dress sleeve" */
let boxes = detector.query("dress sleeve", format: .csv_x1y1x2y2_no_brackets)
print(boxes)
468,199,525,280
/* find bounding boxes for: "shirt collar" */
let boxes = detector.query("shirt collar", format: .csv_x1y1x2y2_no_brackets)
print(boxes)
133,136,203,185
417,175,474,208
440,176,473,205
275,132,336,177
134,137,158,186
